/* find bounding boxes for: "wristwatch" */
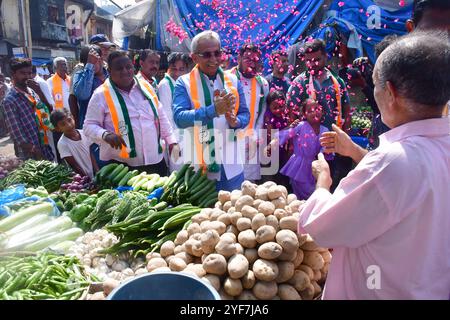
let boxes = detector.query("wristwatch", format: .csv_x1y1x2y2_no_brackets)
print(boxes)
102,131,111,141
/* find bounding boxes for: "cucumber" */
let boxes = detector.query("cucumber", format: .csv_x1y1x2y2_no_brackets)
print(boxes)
190,174,208,191
199,191,218,207
112,166,129,185
173,163,191,184
190,181,216,203
107,164,125,181
134,177,149,191
118,170,138,187
127,172,145,186
189,179,210,196
188,169,202,188
184,167,194,190
98,163,118,179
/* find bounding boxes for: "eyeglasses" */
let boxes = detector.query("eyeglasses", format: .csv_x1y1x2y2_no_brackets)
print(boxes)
196,50,222,59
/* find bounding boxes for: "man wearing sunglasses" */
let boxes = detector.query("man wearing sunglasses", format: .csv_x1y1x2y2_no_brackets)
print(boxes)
229,44,269,182
172,30,250,192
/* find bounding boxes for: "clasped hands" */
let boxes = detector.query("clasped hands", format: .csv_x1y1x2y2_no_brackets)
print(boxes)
214,90,238,128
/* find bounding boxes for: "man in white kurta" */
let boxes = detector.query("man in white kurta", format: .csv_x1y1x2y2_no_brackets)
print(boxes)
299,32,450,299
230,44,269,181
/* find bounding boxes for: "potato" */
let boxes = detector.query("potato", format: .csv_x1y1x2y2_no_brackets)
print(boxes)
251,213,266,231
241,180,257,198
287,194,297,204
302,251,325,270
297,234,308,247
227,207,236,214
174,230,189,245
209,208,224,221
145,252,161,261
253,259,279,281
241,270,256,289
175,252,194,265
202,274,221,291
312,281,322,296
276,230,299,253
214,202,222,209
224,277,243,297
293,249,304,267
200,230,220,254
271,197,287,209
235,195,254,212
173,245,184,255
321,262,330,275
202,254,227,275
262,181,277,189
217,213,231,226
165,255,175,265
289,200,304,213
236,217,252,231
190,233,202,241
221,232,237,242
183,264,206,278
200,221,212,233
241,205,258,219
169,257,187,271
191,213,210,224
278,248,297,262
227,254,249,279
274,209,288,220
150,266,171,273
267,185,283,200
103,278,120,296
265,216,279,231
185,239,204,257
258,201,275,216
278,284,301,300
257,242,283,260
297,265,314,280
313,269,322,282
146,258,167,272
230,190,242,206
238,229,257,248
225,224,239,236
235,243,244,254
321,250,332,263
160,241,175,258
275,261,295,283
299,283,315,300
279,216,298,232
252,281,278,300
230,212,242,225
187,223,201,236
208,221,227,235
255,225,276,244
218,190,231,204
223,201,232,212
215,237,237,258
244,248,259,265
219,289,234,300
255,186,269,201
90,292,106,300
237,290,257,300
288,270,310,291
279,186,288,199
253,199,263,209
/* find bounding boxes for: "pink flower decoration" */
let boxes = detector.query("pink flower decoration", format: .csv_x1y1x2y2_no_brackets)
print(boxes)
338,2,345,7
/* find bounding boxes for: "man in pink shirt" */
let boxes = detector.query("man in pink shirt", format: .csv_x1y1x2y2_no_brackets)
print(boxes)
299,32,450,299
83,51,178,175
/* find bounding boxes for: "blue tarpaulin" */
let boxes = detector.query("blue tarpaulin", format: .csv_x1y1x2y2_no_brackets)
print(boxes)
173,0,325,69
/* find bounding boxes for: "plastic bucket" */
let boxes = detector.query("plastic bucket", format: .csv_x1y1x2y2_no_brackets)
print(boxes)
107,271,221,300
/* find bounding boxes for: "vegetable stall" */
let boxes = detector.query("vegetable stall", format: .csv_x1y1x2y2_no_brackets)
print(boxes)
0,159,331,300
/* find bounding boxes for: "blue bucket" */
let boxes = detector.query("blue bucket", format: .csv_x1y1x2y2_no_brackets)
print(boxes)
107,271,221,300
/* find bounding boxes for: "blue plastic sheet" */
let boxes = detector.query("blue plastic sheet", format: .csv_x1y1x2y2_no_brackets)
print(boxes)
0,185,26,206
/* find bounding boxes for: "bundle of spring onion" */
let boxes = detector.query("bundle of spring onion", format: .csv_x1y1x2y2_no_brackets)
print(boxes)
0,252,98,300
0,201,83,253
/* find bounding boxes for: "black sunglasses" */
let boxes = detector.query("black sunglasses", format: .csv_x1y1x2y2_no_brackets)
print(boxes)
196,50,222,59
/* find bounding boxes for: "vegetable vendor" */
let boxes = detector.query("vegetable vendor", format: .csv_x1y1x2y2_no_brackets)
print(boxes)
172,30,250,192
83,51,178,175
299,32,450,299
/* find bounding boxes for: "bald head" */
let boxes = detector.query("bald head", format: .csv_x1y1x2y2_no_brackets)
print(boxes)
376,31,450,109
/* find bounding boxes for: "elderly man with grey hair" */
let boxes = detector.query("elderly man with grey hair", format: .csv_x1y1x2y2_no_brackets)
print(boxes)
298,31,450,299
172,30,250,192
47,57,70,111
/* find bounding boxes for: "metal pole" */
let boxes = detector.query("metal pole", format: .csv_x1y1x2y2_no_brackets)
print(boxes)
24,0,32,58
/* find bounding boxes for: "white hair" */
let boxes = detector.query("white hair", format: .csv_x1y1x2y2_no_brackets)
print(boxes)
53,57,67,69
190,30,221,53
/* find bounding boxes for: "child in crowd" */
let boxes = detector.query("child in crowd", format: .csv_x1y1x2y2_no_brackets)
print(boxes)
50,109,98,178
262,90,292,188
268,98,332,200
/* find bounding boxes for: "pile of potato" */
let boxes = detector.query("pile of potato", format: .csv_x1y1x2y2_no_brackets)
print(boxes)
147,181,332,300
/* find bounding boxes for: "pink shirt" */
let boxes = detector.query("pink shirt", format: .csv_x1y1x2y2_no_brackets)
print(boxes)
299,117,450,299
83,80,177,167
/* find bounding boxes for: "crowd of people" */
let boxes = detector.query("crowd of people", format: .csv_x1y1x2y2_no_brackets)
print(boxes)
0,0,448,300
